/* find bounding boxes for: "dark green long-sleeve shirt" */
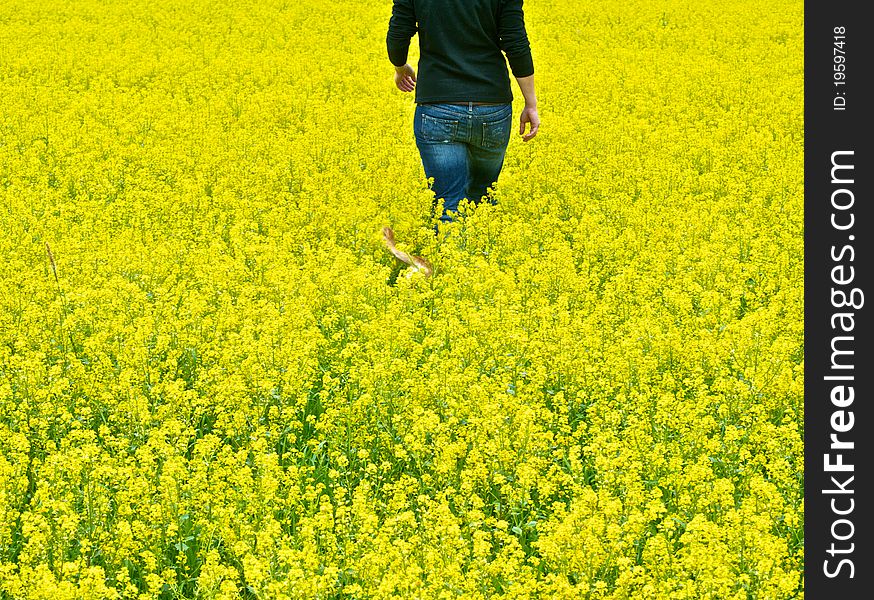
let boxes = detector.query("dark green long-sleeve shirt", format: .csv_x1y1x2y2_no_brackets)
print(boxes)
386,0,534,104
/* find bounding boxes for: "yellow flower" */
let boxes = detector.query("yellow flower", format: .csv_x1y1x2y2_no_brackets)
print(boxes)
0,0,802,597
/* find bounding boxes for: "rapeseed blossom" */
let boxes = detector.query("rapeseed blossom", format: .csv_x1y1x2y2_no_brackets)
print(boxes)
0,0,802,597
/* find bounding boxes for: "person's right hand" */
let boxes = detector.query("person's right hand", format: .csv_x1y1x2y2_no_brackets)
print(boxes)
394,64,416,92
519,105,540,141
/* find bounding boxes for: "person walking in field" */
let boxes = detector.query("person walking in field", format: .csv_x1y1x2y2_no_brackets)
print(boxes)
387,0,540,229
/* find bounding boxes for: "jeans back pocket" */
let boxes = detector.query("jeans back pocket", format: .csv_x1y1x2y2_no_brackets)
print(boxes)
481,111,512,149
420,113,459,143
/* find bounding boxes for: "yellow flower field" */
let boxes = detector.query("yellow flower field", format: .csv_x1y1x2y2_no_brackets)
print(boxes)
0,0,803,598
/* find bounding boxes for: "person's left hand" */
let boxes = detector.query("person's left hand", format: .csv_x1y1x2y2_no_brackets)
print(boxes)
394,64,416,92
519,105,540,142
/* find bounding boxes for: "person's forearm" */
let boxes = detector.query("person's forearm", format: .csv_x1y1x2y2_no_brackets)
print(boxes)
387,0,417,67
515,75,537,108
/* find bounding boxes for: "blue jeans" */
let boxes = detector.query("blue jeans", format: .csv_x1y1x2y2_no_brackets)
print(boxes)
414,102,513,226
